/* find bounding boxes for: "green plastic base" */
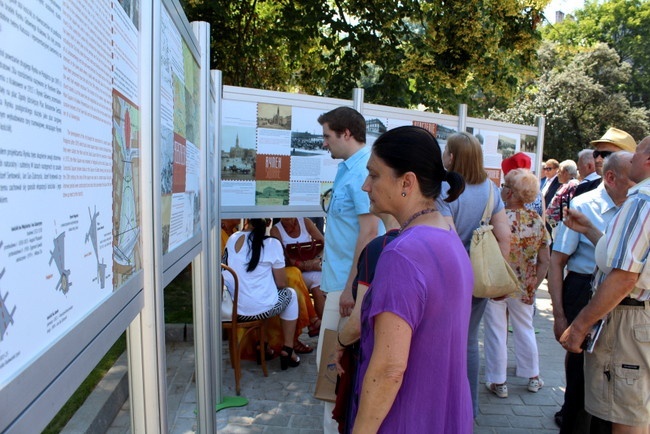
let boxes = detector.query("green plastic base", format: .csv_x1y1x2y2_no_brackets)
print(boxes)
216,396,249,412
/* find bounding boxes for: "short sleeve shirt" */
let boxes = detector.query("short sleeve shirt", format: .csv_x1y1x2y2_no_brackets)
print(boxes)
357,226,473,433
224,232,286,315
593,177,650,301
351,229,400,299
506,208,551,298
553,184,620,274
437,179,505,252
321,146,372,293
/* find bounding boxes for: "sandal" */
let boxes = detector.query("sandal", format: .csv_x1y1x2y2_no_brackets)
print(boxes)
307,318,321,338
256,342,276,365
293,340,313,354
281,346,300,370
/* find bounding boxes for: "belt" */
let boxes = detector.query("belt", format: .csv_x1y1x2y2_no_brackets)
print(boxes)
567,271,592,279
618,297,647,307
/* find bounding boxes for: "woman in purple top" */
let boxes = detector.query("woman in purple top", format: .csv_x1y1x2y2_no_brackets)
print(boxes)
352,126,474,433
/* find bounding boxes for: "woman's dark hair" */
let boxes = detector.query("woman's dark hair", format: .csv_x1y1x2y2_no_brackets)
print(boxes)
246,218,269,272
372,126,465,202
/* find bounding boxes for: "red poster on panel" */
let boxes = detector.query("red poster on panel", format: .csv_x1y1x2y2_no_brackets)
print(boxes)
172,133,187,193
255,155,290,181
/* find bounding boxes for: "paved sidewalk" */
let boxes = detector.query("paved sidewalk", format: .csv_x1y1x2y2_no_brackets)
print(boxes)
110,283,566,433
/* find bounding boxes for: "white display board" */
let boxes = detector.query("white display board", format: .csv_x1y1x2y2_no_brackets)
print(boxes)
0,0,143,394
219,92,544,218
160,6,201,256
0,0,212,430
220,87,351,218
466,117,543,184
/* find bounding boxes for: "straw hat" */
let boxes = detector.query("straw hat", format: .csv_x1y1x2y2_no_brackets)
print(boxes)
501,152,531,175
590,128,636,152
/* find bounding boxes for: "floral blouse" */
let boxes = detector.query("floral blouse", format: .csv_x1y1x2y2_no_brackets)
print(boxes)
506,208,551,303
546,179,579,223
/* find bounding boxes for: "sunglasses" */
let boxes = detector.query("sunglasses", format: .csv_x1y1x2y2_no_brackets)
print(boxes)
321,188,332,213
543,167,553,171
593,150,614,159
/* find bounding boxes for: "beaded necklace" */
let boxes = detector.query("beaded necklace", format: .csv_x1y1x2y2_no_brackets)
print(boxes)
399,208,437,232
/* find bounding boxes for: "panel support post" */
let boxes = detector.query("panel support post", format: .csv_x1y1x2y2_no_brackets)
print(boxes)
127,0,168,432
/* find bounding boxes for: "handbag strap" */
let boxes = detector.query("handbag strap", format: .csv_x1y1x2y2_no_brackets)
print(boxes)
480,182,495,225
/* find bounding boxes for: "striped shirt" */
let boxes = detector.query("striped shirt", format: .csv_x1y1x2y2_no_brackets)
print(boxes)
593,177,650,301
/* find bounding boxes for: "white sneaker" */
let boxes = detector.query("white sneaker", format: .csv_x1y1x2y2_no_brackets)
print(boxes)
528,377,544,393
486,382,508,398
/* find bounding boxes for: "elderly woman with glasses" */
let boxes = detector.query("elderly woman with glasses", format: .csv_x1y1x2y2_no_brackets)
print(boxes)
483,169,551,398
546,159,579,227
351,126,473,433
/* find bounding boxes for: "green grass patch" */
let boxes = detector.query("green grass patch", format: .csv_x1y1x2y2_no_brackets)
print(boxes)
44,267,194,432
163,265,194,324
43,333,127,433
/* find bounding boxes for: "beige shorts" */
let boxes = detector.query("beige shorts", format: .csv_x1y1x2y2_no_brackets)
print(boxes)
584,303,650,426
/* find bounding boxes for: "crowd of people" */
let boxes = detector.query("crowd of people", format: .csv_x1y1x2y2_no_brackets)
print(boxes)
220,108,650,433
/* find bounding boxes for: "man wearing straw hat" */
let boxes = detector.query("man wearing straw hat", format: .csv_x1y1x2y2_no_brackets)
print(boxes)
575,127,636,196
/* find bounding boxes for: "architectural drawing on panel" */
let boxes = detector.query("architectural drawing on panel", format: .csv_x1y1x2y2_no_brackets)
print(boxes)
86,206,107,289
49,232,71,294
0,246,17,341
114,108,140,268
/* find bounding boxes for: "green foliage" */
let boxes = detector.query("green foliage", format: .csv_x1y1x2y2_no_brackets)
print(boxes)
405,1,545,113
181,0,549,114
490,42,650,161
164,266,194,324
543,0,650,107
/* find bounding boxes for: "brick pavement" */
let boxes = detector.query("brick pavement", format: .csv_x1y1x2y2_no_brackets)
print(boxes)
110,282,566,433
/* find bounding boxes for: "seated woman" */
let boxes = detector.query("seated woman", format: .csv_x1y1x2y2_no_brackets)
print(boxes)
270,218,325,338
223,218,300,369
484,169,550,398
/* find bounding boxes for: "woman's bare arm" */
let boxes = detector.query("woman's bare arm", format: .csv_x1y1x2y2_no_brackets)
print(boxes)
352,312,411,433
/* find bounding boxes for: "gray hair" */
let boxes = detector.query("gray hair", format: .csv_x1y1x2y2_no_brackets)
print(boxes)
577,149,594,164
603,151,633,176
559,159,578,178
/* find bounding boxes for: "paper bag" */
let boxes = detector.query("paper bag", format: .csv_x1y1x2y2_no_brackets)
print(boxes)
314,328,338,402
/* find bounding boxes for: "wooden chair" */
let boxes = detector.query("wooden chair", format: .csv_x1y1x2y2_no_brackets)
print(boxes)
220,263,268,395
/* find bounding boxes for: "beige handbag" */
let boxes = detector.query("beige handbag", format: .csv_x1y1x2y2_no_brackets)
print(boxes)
470,184,519,298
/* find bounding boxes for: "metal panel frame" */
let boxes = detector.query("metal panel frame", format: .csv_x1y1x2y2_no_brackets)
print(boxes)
190,20,216,434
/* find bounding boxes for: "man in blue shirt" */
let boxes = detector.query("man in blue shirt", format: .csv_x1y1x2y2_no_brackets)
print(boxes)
315,106,380,434
548,151,634,432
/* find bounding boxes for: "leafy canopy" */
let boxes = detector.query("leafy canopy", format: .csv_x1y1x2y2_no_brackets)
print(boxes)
490,42,650,161
542,0,650,107
181,0,549,114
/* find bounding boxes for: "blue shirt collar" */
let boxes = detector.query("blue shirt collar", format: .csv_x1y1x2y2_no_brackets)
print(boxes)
342,145,370,171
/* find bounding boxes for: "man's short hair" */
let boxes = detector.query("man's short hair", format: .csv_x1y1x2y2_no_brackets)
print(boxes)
317,107,366,143
545,159,560,169
603,151,633,176
578,149,595,164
